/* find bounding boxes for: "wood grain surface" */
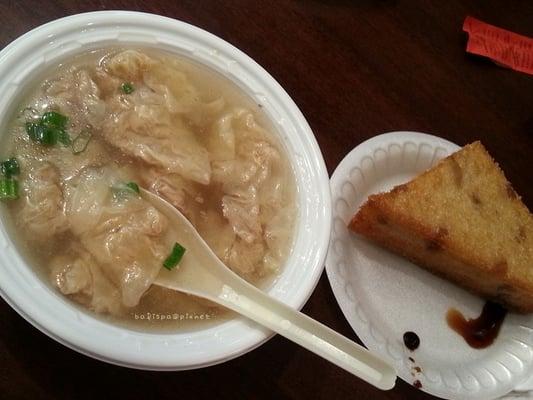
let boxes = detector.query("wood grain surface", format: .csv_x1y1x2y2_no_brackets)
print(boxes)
0,1,532,399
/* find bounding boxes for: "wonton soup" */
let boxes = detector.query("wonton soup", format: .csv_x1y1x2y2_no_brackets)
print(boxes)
0,49,296,331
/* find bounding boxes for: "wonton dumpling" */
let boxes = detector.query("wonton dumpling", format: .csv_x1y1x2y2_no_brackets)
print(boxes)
18,162,68,240
50,246,122,315
141,167,188,211
209,110,287,272
103,107,211,184
222,185,261,244
44,67,106,129
139,167,204,223
105,50,156,81
100,52,233,185
209,109,280,188
66,168,169,307
103,102,211,184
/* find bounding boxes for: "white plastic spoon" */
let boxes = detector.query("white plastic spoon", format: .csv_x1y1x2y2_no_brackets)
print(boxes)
144,189,396,390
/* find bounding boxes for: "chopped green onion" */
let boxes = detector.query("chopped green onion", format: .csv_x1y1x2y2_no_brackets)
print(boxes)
41,111,68,129
125,182,140,194
1,158,20,178
39,126,59,146
121,82,134,94
25,122,57,146
163,243,186,270
0,179,19,201
25,122,42,142
111,181,141,200
1,159,21,201
72,129,92,154
24,111,70,146
25,120,57,146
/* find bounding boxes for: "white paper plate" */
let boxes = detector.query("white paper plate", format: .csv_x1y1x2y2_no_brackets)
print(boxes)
325,132,533,400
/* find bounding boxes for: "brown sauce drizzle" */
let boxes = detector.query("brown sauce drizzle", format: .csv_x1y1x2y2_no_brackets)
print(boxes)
446,301,507,349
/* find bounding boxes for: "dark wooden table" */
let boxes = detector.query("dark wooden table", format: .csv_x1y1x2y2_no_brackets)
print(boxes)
1,1,532,399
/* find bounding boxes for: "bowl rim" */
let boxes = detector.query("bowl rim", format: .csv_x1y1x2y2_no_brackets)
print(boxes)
0,10,332,370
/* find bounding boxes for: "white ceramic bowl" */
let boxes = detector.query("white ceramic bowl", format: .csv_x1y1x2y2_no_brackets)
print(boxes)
0,11,331,369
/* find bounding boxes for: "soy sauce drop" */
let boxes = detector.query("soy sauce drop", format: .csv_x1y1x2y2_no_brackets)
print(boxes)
403,331,420,351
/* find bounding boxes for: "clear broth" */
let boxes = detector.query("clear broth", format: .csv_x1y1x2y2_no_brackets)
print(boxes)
0,48,296,332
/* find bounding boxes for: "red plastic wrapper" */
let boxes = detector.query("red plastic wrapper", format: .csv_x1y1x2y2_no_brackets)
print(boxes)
463,16,533,75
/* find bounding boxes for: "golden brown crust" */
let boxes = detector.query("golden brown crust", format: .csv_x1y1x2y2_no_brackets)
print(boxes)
349,141,533,313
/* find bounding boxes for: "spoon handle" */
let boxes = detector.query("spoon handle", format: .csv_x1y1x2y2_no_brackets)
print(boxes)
215,277,396,391
144,188,395,389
